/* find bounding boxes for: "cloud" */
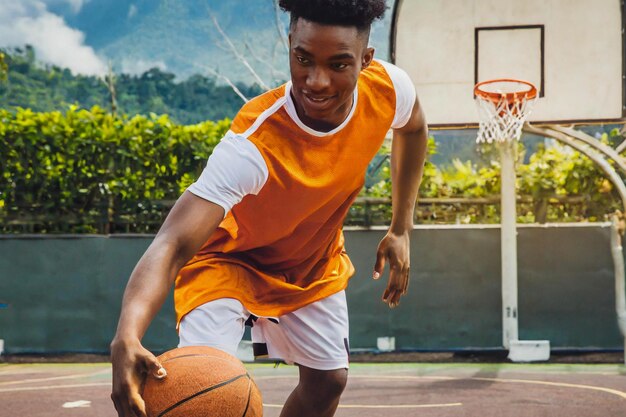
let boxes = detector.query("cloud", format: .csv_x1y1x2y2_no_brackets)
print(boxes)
0,0,106,76
128,4,138,19
42,0,90,14
64,0,89,13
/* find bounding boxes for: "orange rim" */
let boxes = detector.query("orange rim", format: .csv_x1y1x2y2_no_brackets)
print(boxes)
474,79,538,105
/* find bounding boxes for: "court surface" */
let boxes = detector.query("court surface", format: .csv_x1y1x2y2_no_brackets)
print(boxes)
1,361,625,416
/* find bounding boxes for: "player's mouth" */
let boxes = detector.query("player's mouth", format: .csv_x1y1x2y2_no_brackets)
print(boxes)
302,92,336,111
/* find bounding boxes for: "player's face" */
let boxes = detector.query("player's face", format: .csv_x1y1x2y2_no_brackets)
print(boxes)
289,19,374,132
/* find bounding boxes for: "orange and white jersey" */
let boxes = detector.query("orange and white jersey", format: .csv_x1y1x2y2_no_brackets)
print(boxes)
175,59,416,323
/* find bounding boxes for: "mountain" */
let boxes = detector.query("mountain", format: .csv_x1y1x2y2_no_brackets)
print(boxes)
50,0,392,84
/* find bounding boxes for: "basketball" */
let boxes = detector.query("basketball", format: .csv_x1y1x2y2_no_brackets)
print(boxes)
142,346,263,417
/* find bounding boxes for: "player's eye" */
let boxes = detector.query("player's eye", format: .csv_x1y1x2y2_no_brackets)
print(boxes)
331,63,348,70
296,56,310,65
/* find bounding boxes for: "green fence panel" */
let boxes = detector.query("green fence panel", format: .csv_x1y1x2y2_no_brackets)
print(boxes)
0,224,621,354
344,224,620,350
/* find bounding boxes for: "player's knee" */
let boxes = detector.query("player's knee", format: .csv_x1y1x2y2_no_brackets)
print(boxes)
301,368,348,405
323,369,348,397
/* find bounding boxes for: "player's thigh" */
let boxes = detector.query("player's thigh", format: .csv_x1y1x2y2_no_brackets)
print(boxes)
178,298,248,357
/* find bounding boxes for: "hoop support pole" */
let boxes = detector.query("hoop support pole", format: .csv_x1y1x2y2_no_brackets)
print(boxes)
500,140,519,348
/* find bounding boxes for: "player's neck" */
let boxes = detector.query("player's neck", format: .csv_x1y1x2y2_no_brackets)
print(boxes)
290,91,354,133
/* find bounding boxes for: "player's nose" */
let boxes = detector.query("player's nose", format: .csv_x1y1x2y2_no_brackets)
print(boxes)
306,66,331,91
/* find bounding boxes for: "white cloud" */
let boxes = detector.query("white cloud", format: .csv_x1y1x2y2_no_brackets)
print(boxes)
41,0,90,14
0,0,106,76
128,4,138,19
64,0,89,13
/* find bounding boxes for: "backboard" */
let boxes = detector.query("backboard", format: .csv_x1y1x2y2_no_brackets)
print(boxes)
391,0,624,127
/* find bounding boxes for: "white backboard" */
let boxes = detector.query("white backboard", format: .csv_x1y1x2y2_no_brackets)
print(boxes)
391,0,624,126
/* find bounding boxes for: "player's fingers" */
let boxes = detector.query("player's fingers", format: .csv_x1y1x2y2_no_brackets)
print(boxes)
388,264,409,307
129,392,148,417
111,394,123,417
388,279,402,304
382,286,390,302
383,276,400,306
111,375,127,416
387,290,399,308
112,387,138,417
391,269,409,306
401,266,410,295
144,354,167,379
373,247,386,280
382,285,399,305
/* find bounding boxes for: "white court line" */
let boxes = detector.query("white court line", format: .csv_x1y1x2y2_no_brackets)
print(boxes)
0,369,110,386
348,375,626,401
472,377,626,401
258,374,626,402
263,403,463,409
0,382,111,393
2,373,624,404
62,400,92,408
0,381,463,410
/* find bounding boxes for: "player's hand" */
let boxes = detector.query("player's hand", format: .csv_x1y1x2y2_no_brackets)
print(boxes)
373,230,410,308
110,338,167,417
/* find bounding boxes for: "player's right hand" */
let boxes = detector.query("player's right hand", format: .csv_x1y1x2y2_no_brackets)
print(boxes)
373,230,411,308
110,338,167,417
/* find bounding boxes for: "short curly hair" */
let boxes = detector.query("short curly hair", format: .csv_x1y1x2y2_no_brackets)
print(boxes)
279,0,387,31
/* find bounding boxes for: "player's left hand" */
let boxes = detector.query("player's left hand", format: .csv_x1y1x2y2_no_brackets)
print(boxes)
373,230,410,308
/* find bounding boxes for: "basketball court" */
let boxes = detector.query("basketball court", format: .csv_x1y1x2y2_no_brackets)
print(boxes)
1,361,625,416
1,0,625,416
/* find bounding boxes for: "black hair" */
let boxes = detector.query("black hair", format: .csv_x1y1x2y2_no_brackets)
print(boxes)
279,0,387,32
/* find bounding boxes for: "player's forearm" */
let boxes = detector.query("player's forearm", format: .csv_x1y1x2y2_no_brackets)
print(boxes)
112,237,186,343
111,193,225,345
389,124,428,235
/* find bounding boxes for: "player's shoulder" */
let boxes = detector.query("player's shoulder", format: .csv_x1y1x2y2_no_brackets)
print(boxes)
359,59,400,92
364,59,413,86
231,85,287,134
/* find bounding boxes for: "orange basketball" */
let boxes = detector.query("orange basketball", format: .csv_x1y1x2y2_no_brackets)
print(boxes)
143,346,263,417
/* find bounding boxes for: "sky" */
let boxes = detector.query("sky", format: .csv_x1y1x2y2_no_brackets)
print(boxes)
0,0,107,75
0,0,393,79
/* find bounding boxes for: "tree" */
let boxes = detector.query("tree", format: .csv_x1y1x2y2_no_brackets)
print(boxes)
0,52,7,82
0,48,261,123
201,1,289,101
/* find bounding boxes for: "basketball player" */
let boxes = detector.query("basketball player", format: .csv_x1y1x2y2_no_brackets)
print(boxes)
110,1,428,416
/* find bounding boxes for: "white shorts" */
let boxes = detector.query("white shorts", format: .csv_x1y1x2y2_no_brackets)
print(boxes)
178,291,350,370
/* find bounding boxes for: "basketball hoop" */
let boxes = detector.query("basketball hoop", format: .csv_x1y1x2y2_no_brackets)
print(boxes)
474,79,538,144
473,78,550,360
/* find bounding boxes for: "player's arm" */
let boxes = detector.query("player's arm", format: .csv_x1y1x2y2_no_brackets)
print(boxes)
110,192,224,417
110,132,266,417
373,95,428,308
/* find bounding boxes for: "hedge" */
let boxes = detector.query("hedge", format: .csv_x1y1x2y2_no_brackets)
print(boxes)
1,106,227,233
0,107,621,233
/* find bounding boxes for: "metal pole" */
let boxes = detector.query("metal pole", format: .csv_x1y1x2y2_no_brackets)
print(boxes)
610,216,626,365
500,140,518,349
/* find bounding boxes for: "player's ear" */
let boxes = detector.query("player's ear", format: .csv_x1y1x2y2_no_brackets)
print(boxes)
361,47,375,70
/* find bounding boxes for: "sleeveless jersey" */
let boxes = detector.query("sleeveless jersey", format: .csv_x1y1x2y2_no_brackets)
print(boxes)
175,60,409,322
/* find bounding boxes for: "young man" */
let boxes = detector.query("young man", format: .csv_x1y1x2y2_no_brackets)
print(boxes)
110,1,428,416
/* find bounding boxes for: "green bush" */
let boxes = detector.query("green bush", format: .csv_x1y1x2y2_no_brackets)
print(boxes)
0,107,622,232
355,136,620,225
0,106,227,233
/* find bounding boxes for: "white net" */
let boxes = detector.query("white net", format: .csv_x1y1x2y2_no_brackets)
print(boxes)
475,82,537,144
